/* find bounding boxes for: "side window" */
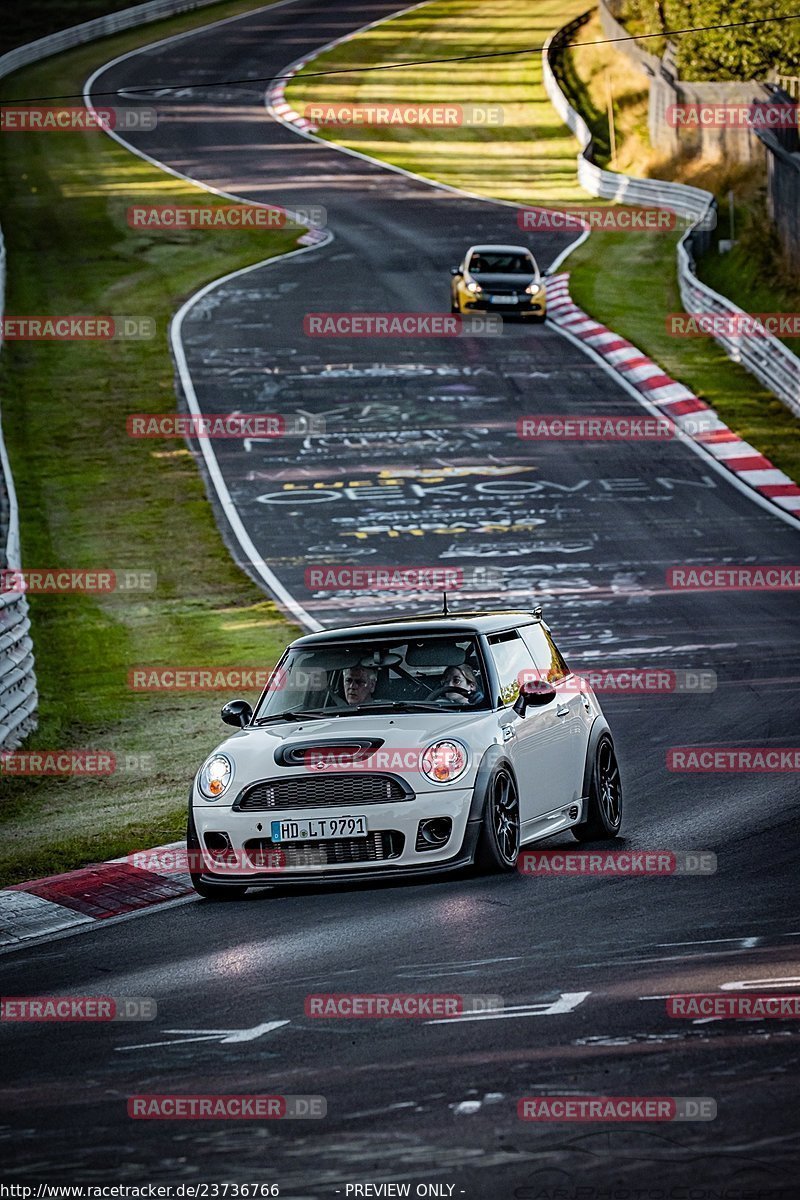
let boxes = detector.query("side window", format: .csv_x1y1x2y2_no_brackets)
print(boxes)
487,631,537,706
519,624,570,683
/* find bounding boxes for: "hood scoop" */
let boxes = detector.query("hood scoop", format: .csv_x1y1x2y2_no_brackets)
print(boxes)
275,737,385,768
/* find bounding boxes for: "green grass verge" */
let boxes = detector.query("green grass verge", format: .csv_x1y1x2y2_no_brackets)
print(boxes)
287,0,800,485
0,0,301,886
286,0,592,205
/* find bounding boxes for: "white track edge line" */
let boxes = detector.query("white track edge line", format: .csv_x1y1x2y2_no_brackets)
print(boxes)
83,0,329,631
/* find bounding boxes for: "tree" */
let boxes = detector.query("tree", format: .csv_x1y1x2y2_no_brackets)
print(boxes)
623,0,800,79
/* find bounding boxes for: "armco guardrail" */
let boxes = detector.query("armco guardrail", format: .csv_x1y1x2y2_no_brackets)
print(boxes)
0,231,37,749
0,0,234,748
543,12,800,420
0,0,224,78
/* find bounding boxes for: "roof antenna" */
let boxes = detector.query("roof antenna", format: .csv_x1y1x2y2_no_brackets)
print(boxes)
442,591,449,616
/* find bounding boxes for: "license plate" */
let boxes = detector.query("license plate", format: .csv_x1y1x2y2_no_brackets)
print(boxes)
490,295,517,304
271,816,368,842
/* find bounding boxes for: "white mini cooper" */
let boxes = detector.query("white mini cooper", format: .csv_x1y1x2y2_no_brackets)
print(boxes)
187,610,622,898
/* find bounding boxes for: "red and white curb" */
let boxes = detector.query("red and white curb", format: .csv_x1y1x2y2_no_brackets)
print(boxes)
546,273,800,517
270,73,317,133
0,842,192,946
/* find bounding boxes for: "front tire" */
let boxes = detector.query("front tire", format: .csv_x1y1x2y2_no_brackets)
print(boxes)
572,735,622,841
475,766,521,872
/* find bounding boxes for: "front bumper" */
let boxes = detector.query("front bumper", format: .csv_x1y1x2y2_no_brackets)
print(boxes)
192,787,478,887
462,294,545,315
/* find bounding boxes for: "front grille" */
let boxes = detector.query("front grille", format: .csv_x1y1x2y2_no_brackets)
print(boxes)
243,831,404,867
235,773,411,811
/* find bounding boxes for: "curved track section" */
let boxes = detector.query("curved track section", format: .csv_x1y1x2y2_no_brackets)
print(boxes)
1,1,796,1191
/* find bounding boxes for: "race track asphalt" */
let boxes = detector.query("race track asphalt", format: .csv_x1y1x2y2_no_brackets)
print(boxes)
2,1,798,1193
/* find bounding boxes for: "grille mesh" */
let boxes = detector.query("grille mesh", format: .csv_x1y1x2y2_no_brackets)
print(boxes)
243,831,404,866
236,773,410,811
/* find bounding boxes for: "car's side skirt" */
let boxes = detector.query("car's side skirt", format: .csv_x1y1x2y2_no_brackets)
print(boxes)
520,801,584,846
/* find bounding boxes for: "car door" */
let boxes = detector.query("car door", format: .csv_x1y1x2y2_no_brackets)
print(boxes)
485,629,574,829
518,622,591,806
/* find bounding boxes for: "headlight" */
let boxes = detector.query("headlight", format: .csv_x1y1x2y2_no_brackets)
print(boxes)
198,754,233,799
465,279,483,294
525,281,543,295
421,740,468,785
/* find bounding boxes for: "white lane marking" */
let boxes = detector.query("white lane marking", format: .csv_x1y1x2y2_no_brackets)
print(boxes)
656,937,762,948
721,977,800,990
427,991,590,1024
118,1018,289,1050
641,975,800,1002
170,247,330,632
579,948,775,967
394,955,522,977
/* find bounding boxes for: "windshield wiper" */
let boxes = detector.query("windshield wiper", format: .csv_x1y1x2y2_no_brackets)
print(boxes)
254,710,328,724
331,702,450,715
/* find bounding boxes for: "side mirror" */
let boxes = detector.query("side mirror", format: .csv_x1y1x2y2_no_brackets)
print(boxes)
450,266,461,276
221,699,253,728
513,679,557,716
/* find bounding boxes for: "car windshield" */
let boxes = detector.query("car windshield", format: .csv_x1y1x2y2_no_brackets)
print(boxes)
254,635,490,720
469,252,535,275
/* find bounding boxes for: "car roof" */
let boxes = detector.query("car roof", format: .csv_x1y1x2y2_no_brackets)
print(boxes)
290,610,543,647
466,244,535,255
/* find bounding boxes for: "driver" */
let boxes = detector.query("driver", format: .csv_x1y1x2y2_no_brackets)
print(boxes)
342,665,378,706
441,664,478,704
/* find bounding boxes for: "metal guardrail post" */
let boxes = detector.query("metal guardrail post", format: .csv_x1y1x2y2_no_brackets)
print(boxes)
542,13,800,420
